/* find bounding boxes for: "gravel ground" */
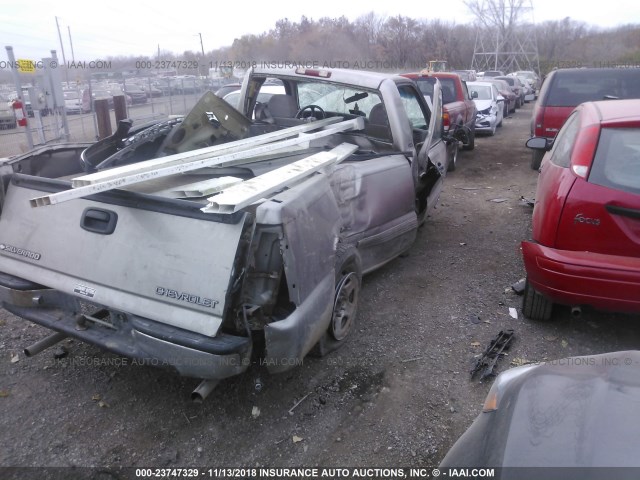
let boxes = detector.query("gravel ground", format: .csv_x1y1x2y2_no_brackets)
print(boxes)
1,101,640,478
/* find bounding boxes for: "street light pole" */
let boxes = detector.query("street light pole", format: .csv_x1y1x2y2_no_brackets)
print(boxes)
198,33,205,57
198,33,205,77
55,16,69,85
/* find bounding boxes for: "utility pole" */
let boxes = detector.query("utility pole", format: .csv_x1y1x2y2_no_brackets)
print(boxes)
55,17,69,84
198,33,205,76
68,26,75,62
198,33,205,56
468,0,540,74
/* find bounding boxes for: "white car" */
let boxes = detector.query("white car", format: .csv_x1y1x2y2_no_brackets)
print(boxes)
467,81,504,136
63,90,82,114
223,84,285,116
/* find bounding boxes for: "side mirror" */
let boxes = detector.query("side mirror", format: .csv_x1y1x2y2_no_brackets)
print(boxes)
471,91,478,99
526,137,553,151
497,95,505,103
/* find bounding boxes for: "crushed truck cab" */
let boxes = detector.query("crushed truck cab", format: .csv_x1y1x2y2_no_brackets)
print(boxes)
0,68,450,388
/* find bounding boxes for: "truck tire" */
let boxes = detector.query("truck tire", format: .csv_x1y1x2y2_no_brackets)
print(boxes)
310,244,362,357
463,127,475,151
522,280,553,321
330,245,362,341
531,150,544,170
447,141,458,172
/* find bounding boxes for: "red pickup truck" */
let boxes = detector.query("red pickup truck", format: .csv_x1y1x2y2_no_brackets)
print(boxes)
402,72,478,153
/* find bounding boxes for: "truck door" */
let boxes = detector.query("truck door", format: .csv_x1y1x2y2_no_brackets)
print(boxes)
397,81,446,218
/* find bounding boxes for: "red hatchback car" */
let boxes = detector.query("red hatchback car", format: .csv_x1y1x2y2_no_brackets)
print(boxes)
522,99,640,321
529,67,640,170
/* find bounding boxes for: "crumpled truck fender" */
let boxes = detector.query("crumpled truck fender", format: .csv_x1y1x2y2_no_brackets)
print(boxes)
257,172,341,373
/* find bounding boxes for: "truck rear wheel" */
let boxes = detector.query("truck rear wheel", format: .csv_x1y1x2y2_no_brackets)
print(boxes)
447,141,458,172
330,245,362,341
463,127,475,151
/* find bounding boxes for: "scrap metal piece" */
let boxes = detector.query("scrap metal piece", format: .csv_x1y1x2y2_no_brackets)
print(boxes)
520,195,534,207
471,329,514,380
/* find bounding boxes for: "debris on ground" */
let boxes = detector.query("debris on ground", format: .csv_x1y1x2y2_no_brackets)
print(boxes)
467,314,482,324
510,357,532,367
520,196,535,207
288,392,311,415
292,435,303,443
488,198,508,203
471,330,515,380
509,308,518,319
10,353,19,363
511,278,526,295
53,346,68,359
251,406,261,419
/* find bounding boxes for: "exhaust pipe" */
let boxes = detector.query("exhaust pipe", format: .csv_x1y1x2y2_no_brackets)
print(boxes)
24,331,68,357
191,379,219,403
571,306,582,319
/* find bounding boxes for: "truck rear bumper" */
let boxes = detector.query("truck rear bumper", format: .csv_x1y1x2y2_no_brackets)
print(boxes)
0,273,251,380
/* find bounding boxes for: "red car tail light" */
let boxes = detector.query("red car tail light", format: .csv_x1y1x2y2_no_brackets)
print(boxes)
570,123,600,179
533,105,544,137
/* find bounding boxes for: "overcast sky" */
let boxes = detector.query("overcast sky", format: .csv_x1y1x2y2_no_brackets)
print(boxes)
2,0,639,62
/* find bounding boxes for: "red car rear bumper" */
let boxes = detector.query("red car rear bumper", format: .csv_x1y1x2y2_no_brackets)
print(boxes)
522,241,640,312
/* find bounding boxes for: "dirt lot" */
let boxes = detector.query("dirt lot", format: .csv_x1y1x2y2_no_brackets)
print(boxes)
2,102,640,477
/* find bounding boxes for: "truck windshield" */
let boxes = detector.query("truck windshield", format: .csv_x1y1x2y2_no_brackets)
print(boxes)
296,82,383,117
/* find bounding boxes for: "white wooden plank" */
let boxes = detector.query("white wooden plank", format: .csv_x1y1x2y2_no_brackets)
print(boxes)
172,176,244,198
201,143,358,214
29,117,364,207
71,117,341,187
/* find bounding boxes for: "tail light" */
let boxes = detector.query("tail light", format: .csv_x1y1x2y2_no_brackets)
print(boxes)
533,105,544,137
570,123,600,179
443,108,450,129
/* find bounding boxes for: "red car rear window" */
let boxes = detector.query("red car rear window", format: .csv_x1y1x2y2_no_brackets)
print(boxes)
588,127,640,195
546,70,640,107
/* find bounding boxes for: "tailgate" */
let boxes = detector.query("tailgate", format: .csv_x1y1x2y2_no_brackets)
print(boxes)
0,175,248,337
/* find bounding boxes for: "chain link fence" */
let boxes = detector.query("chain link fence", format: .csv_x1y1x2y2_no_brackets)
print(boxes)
0,75,222,158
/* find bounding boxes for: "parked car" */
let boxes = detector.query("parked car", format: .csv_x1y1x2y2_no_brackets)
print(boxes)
0,68,459,398
481,70,505,78
402,72,477,152
142,84,163,98
440,351,640,472
154,78,183,95
123,84,148,104
467,81,504,135
522,99,640,321
63,90,82,114
81,88,131,112
510,70,541,94
215,83,242,98
495,76,525,108
451,69,477,82
223,84,285,114
529,67,640,170
483,78,516,117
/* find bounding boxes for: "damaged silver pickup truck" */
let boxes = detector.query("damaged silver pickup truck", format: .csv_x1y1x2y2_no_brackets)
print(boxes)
0,67,457,398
